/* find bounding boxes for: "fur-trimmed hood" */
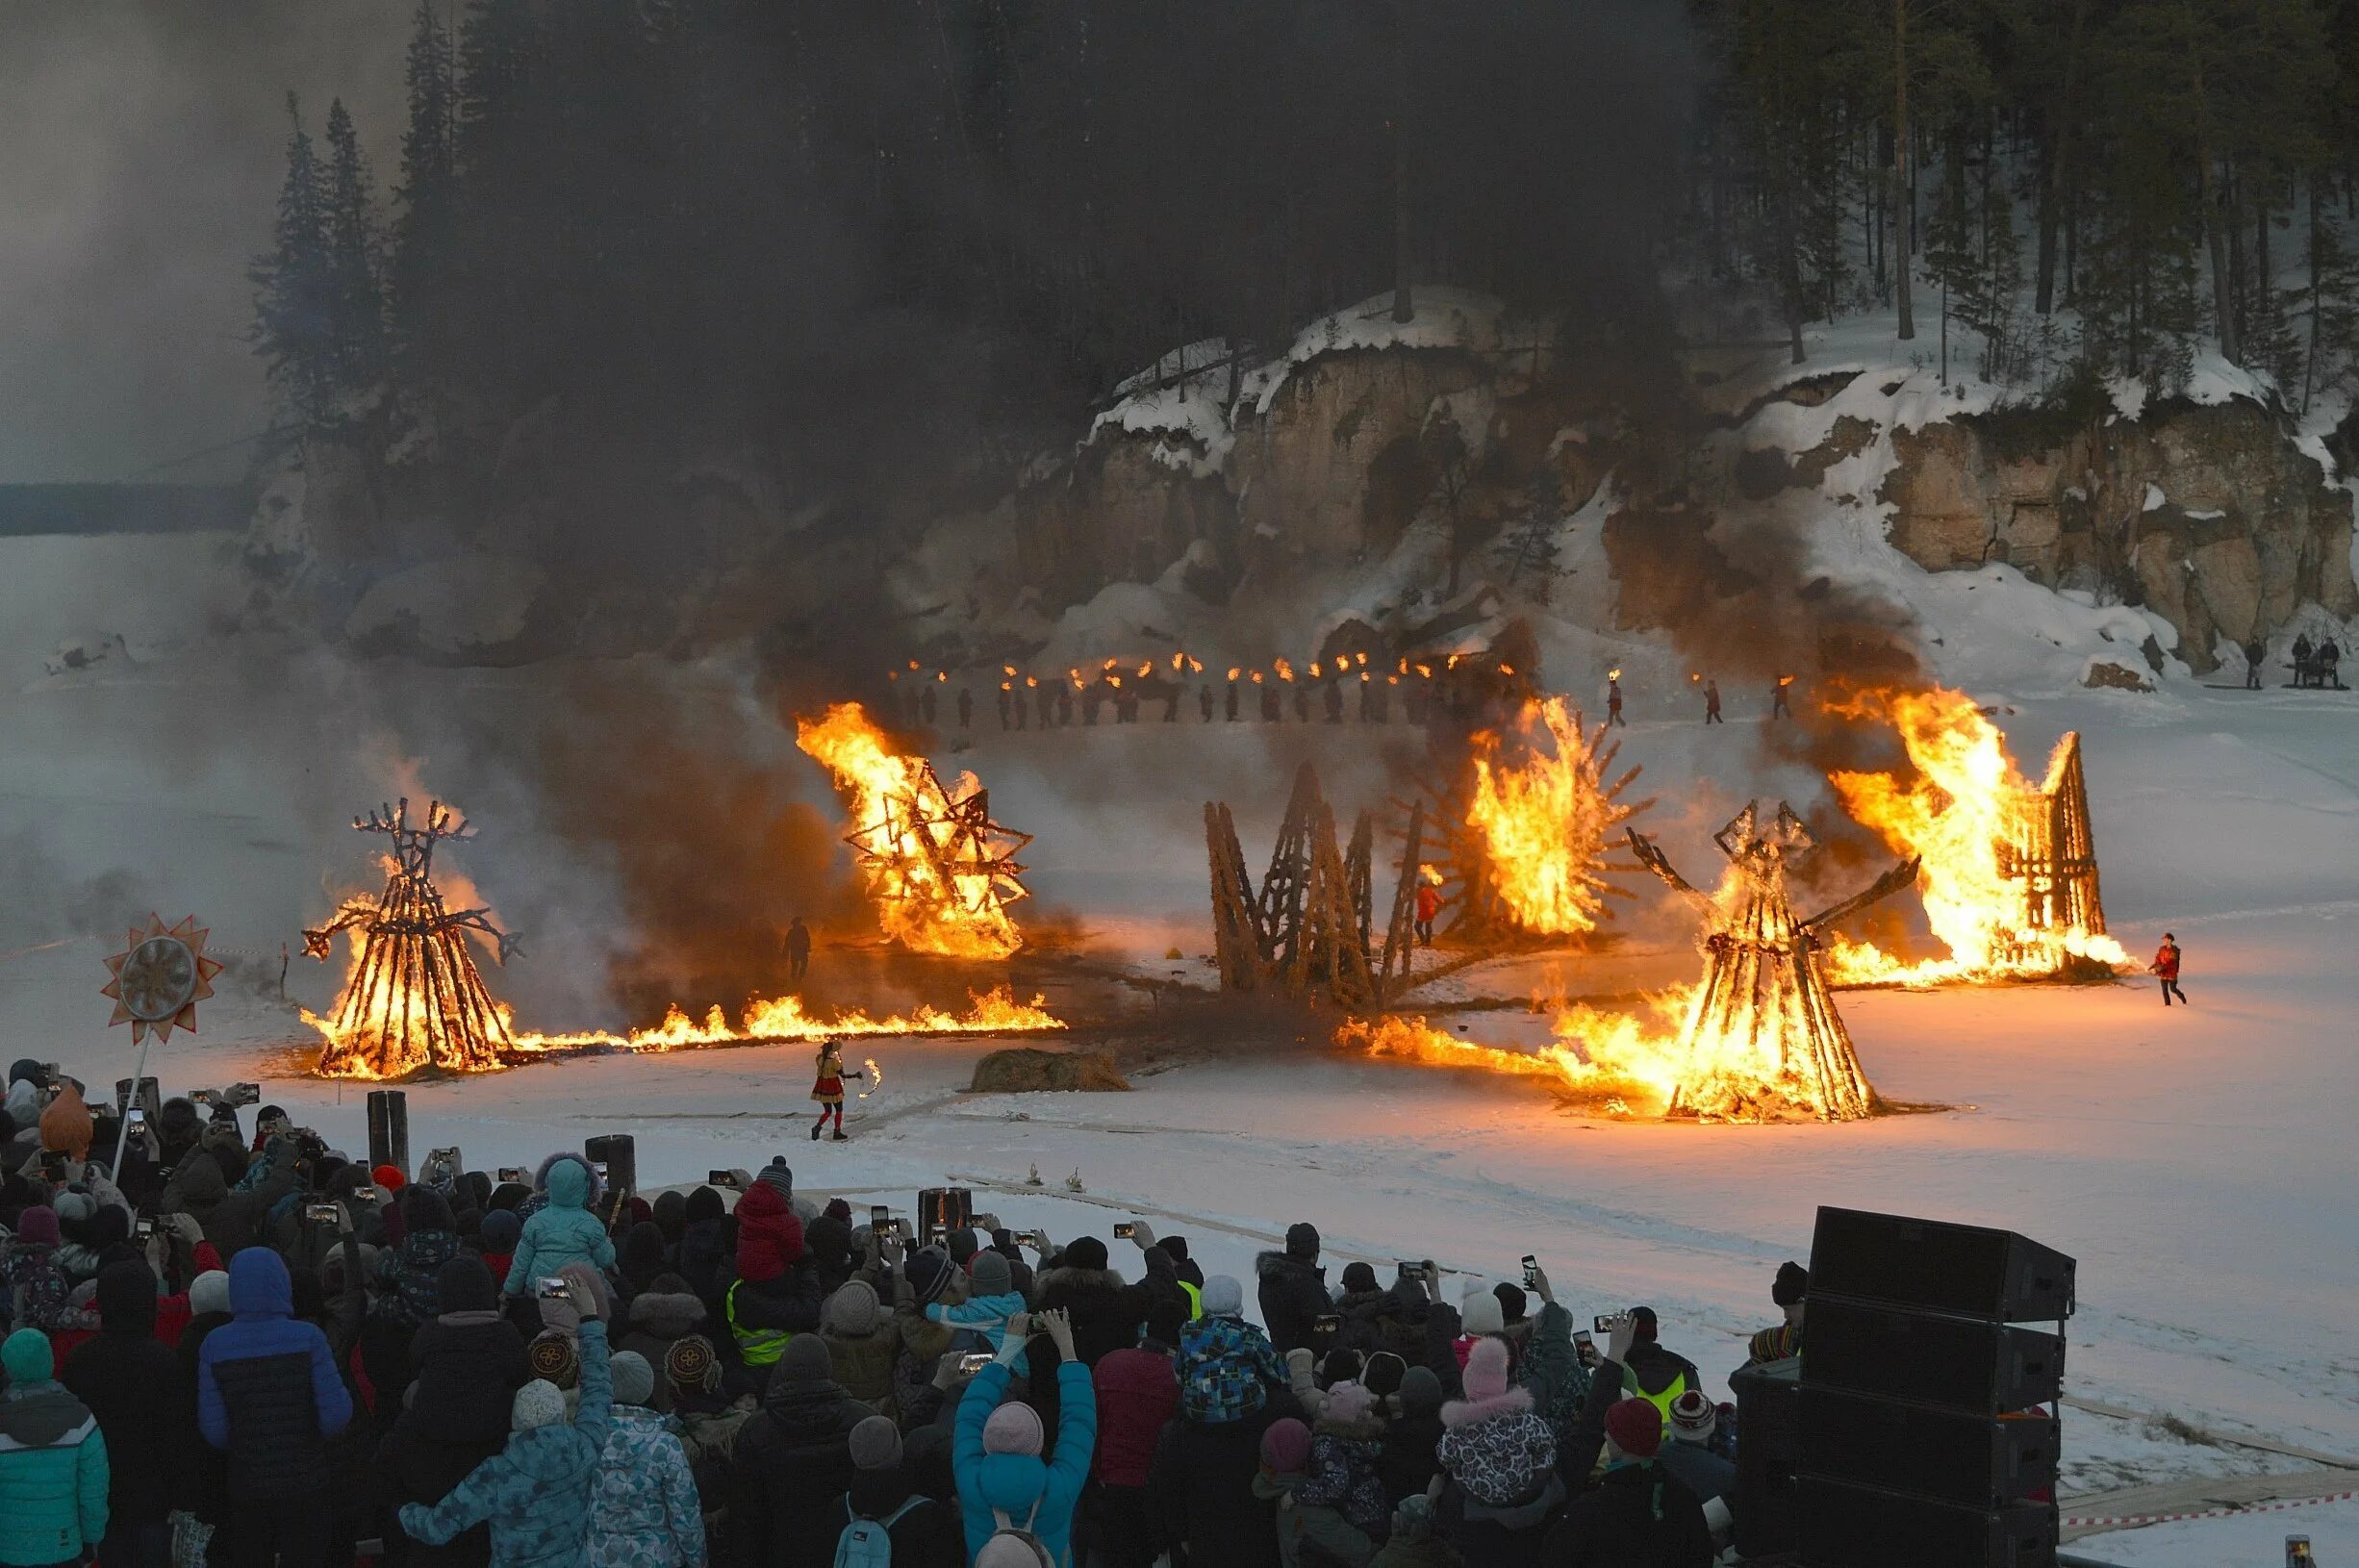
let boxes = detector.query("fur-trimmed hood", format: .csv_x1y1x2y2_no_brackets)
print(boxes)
626,1290,704,1339
1439,1384,1535,1429
1036,1264,1127,1295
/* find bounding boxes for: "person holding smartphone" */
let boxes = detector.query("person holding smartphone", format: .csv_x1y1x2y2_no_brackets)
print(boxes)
953,1308,1096,1568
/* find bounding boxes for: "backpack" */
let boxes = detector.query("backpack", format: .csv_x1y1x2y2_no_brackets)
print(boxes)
984,1500,1055,1568
832,1496,926,1568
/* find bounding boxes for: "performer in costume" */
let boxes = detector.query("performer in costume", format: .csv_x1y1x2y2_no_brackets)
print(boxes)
809,1038,865,1140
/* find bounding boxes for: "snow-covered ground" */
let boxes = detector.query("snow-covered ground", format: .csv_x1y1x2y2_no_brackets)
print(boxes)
9,524,2359,1557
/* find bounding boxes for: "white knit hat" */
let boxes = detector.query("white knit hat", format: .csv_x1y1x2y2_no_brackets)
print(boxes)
512,1378,568,1431
1459,1283,1506,1337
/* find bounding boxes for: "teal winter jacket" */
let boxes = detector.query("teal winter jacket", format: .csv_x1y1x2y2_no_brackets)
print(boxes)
399,1319,616,1568
505,1159,618,1298
0,1328,109,1568
952,1359,1095,1568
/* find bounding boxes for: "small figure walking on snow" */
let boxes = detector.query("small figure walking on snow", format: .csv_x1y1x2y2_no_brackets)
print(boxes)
1607,672,1626,727
1772,675,1794,720
2150,932,2187,1007
1704,679,1724,724
809,1037,864,1139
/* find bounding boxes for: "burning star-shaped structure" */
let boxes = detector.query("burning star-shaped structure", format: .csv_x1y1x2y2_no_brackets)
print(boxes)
302,798,522,1079
1629,802,1918,1123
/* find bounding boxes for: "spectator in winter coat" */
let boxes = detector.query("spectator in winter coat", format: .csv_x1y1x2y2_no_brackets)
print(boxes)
924,1248,1024,1352
1331,1263,1390,1353
1378,1365,1446,1505
830,1417,960,1568
196,1246,353,1568
1301,1381,1392,1541
382,1256,534,1568
1509,1265,1589,1459
1658,1391,1737,1547
1,1206,69,1333
479,1209,522,1295
1087,1306,1180,1568
1148,1372,1300,1568
674,1190,730,1309
1256,1224,1331,1355
616,1276,705,1414
662,1337,753,1525
504,1157,616,1300
60,1259,188,1568
723,1331,875,1568
1369,1269,1462,1393
0,1328,109,1568
1177,1276,1288,1424
1252,1416,1372,1568
718,1188,820,1393
817,1279,899,1421
586,1352,705,1568
617,1224,671,1299
1370,1496,1458,1568
952,1309,1096,1568
399,1268,617,1568
1612,1309,1702,1441
1434,1337,1564,1565
1742,1260,1808,1369
1539,1398,1712,1568
885,1250,965,1431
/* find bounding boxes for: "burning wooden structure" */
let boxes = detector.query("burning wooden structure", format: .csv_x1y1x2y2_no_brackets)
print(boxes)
1408,697,1648,943
1628,802,1918,1123
1995,730,2109,955
797,702,1031,959
1206,763,1426,1008
303,798,521,1079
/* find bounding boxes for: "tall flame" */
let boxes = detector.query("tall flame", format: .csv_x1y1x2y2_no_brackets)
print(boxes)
794,702,1027,960
1463,697,1634,937
1824,687,2127,983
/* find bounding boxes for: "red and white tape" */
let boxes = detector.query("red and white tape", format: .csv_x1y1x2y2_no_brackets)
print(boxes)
2065,1487,2359,1530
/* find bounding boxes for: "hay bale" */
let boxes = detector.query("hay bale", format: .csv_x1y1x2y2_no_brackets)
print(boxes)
970,1049,1130,1093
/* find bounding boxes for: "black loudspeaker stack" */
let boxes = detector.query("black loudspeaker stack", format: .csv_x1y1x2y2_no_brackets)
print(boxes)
1795,1207,2075,1568
584,1134,637,1205
366,1090,409,1175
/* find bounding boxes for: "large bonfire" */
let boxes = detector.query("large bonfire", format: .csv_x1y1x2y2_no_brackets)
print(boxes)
1339,802,1914,1123
1822,686,2126,984
795,702,1030,959
303,774,1058,1081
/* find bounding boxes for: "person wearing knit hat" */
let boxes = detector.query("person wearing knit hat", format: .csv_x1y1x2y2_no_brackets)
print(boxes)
373,1163,407,1194
1747,1260,1811,1366
926,1249,1023,1351
1378,1363,1447,1511
581,1344,705,1568
820,1277,900,1415
1458,1281,1506,1341
849,1413,901,1472
664,1334,721,1401
1253,1410,1379,1568
1360,1351,1407,1400
477,1206,522,1292
608,1350,656,1406
1175,1277,1286,1426
945,1227,981,1268
527,1328,581,1388
756,1157,794,1196
14,1204,60,1247
1541,1397,1714,1560
839,1414,962,1566
951,1307,1095,1568
1199,1274,1244,1318
1259,1415,1312,1473
728,1331,874,1553
1656,1388,1738,1546
903,1246,957,1308
1436,1337,1559,1519
1492,1280,1529,1328
0,1327,110,1566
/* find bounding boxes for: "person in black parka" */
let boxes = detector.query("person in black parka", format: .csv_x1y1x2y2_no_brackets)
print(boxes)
379,1256,532,1568
62,1258,193,1568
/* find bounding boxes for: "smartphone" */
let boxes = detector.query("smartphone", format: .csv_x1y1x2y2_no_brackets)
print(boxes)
1113,1222,1136,1240
1399,1261,1430,1282
538,1277,572,1300
954,1352,995,1376
1573,1328,1597,1368
590,1160,609,1176
706,1169,734,1187
135,1217,156,1238
1593,1313,1616,1334
306,1201,342,1224
1017,1229,1043,1248
871,1204,893,1234
1312,1312,1342,1338
1521,1254,1538,1289
127,1107,146,1125
499,1167,527,1184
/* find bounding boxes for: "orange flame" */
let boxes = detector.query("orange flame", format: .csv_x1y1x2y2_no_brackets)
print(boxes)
794,702,1026,959
1275,658,1295,682
1824,687,2128,983
1464,697,1628,937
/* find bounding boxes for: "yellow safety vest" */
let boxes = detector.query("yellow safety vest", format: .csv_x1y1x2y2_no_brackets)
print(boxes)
1180,1280,1204,1320
726,1279,790,1367
1623,1366,1688,1436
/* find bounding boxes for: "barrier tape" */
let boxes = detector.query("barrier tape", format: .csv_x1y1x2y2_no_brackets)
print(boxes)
2065,1487,2359,1529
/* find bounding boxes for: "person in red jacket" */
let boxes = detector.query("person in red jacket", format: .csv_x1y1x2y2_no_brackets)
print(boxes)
1088,1303,1183,1568
1414,881,1441,947
2151,933,2186,1006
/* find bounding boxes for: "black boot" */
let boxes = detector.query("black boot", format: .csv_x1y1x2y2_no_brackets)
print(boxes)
810,1119,824,1140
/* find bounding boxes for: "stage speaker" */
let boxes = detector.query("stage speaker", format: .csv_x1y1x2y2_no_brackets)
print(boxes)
1795,1475,2059,1568
366,1090,409,1175
1730,1356,1801,1559
1803,1296,2065,1413
584,1134,636,1203
916,1187,974,1250
1811,1207,2075,1322
1798,1384,2059,1508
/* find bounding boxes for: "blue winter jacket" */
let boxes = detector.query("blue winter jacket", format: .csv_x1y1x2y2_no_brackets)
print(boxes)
923,1292,1027,1352
952,1359,1095,1568
0,1328,109,1568
587,1404,705,1568
400,1319,616,1568
506,1159,618,1298
196,1248,353,1499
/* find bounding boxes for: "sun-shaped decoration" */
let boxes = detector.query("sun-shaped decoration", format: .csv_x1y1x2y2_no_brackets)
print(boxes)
101,914,224,1045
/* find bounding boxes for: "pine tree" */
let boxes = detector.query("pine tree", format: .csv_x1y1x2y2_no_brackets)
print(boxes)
388,0,457,381
250,93,339,429
322,98,387,402
1922,137,1976,383
1496,467,1563,600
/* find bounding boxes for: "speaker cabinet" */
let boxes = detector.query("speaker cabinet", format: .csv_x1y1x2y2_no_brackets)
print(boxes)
584,1133,636,1202
365,1090,409,1175
1803,1296,2065,1414
1798,1384,2059,1508
1731,1356,1801,1558
1812,1207,2075,1322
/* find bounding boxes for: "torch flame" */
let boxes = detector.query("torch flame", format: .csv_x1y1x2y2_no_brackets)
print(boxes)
1824,686,2128,984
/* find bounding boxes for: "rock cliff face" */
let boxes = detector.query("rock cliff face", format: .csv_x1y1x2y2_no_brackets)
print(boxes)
1878,399,2356,670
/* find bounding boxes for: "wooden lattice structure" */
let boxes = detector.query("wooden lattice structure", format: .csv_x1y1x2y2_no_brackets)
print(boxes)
1629,802,1918,1124
1997,730,2107,948
1206,763,1421,1008
304,798,521,1078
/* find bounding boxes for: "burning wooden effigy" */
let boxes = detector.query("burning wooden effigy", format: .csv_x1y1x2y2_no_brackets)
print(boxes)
1628,803,1918,1122
303,798,520,1078
1825,687,2124,984
1206,763,1427,1008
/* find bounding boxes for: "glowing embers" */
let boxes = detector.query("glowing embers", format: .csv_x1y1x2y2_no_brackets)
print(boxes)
1824,687,2125,984
795,702,1031,959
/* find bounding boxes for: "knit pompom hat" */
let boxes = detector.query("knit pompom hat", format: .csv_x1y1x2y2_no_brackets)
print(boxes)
982,1401,1044,1456
1462,1335,1512,1403
967,1250,1013,1298
1605,1396,1663,1458
189,1269,231,1317
512,1378,568,1431
1458,1285,1505,1337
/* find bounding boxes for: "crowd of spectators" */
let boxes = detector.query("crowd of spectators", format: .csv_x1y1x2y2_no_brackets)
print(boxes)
0,1060,1808,1568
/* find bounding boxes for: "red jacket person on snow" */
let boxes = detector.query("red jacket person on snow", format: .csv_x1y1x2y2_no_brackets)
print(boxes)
2150,933,2186,1006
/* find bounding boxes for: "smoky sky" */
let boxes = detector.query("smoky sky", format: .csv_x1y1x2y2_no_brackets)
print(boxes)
0,1,409,484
